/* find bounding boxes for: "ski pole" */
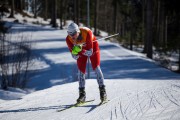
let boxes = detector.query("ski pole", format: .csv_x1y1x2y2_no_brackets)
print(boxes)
80,33,119,46
71,33,120,48
94,33,119,42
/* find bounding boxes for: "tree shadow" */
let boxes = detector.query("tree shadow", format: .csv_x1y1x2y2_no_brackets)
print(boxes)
90,43,180,80
5,21,59,34
99,58,180,80
0,31,76,94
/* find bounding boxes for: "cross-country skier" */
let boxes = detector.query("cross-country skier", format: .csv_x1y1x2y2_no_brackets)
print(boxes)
66,22,107,103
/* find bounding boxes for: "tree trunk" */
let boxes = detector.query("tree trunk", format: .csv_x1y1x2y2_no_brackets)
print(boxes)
59,0,63,29
178,17,180,72
161,2,166,48
93,0,97,35
146,0,153,59
142,0,147,53
130,8,133,50
34,0,37,18
179,47,180,72
22,0,25,10
0,35,8,90
9,0,14,18
76,0,79,25
73,0,76,23
44,0,48,20
113,0,117,33
18,0,22,11
156,0,161,48
52,0,57,27
164,15,168,48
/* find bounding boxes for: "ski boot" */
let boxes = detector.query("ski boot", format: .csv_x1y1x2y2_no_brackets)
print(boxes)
99,85,107,102
77,87,86,103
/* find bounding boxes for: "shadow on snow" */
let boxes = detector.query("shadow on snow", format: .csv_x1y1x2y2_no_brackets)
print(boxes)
0,104,97,113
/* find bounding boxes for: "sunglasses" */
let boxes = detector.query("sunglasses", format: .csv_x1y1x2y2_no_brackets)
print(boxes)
68,31,77,37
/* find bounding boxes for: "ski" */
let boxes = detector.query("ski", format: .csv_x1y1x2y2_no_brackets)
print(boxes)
57,99,95,112
98,100,110,106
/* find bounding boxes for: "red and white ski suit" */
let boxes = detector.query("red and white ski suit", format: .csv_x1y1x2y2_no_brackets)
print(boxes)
66,27,100,74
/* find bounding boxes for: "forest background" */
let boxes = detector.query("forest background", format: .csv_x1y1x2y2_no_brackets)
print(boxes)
0,0,180,89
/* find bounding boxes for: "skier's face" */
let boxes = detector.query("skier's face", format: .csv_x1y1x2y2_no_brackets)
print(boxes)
69,32,79,40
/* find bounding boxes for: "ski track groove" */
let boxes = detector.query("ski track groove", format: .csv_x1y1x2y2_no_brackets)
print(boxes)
110,104,118,120
122,90,148,119
137,92,144,114
169,107,180,120
120,91,145,120
119,101,125,119
166,88,179,103
135,100,150,120
153,102,172,120
61,83,180,120
127,93,147,118
152,86,180,120
2,85,178,120
131,97,148,119
2,82,180,120
124,92,138,115
137,90,160,120
162,89,180,107
110,109,113,120
151,90,164,108
172,84,180,89
87,92,132,120
149,91,157,109
115,106,118,119
126,86,178,120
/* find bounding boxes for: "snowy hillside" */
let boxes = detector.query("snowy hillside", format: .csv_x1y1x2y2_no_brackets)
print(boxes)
0,21,180,120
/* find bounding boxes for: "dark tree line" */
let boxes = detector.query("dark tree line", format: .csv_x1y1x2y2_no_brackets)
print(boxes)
0,0,180,72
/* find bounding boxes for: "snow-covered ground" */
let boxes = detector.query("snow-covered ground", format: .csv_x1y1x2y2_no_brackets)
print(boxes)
0,20,180,120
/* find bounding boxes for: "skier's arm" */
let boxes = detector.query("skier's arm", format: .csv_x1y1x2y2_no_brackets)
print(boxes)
66,37,73,52
85,30,93,50
66,37,79,60
80,30,93,56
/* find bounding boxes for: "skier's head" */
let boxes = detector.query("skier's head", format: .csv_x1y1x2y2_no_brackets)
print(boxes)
67,23,80,38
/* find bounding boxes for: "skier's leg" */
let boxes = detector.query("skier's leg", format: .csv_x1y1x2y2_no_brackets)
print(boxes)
95,66,107,101
77,56,87,74
99,85,107,102
78,69,85,88
77,70,86,103
76,56,87,103
90,50,107,101
95,66,104,87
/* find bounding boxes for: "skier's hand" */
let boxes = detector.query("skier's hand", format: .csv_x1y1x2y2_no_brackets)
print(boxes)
83,49,93,57
71,45,82,55
71,54,79,60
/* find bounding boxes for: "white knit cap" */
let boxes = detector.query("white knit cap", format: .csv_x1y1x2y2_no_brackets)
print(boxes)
67,23,80,34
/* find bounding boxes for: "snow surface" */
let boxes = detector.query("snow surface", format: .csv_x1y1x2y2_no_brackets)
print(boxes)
0,21,180,120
